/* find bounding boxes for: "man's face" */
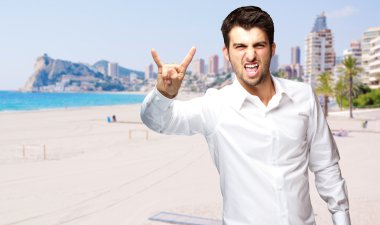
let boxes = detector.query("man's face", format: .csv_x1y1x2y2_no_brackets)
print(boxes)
223,26,275,91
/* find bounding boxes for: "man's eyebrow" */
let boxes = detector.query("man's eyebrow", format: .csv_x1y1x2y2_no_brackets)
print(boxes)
254,41,268,45
232,43,247,47
232,41,268,47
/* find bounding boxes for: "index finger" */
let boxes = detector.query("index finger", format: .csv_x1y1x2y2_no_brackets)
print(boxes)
180,47,196,69
151,48,163,67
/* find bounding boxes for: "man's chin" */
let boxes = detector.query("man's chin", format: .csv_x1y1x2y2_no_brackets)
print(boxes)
243,76,264,87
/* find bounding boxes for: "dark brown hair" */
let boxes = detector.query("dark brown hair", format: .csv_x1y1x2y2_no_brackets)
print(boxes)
221,6,275,49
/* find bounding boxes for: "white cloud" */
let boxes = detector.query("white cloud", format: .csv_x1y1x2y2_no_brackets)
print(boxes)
326,6,358,18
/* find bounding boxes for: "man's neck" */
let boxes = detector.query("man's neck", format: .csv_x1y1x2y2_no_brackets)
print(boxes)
246,76,276,106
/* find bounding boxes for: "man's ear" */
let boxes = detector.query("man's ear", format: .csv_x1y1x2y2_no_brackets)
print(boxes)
222,46,230,61
271,42,276,56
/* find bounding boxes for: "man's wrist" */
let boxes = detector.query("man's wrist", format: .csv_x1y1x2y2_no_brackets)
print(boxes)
157,88,177,99
332,210,351,225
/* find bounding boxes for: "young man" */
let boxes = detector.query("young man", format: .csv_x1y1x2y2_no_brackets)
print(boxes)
141,6,350,225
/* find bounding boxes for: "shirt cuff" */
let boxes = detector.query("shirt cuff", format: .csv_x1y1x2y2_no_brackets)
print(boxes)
151,86,174,111
332,211,351,225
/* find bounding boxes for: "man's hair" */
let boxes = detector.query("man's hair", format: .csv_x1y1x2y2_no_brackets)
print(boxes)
221,6,274,49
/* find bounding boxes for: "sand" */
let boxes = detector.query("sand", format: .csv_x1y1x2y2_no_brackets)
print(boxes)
0,105,379,225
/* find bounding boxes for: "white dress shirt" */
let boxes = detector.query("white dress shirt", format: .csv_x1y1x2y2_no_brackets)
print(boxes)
140,76,350,225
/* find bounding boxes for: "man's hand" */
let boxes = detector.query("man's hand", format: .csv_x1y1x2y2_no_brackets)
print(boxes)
151,47,196,99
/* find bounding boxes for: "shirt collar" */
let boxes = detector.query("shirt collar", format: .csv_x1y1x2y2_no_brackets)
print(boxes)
231,75,294,110
231,78,250,110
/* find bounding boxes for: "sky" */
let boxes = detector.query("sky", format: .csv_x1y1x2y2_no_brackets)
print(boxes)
0,0,379,90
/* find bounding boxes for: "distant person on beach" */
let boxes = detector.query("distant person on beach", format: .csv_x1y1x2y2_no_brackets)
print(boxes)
362,120,368,129
333,129,349,137
141,6,350,225
112,115,117,123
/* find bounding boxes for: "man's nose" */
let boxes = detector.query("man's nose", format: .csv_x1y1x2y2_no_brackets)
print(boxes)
245,48,255,61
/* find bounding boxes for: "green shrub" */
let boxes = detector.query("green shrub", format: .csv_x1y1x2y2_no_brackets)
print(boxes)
354,88,380,108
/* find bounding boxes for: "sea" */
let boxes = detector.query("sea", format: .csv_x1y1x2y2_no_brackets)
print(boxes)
0,91,146,112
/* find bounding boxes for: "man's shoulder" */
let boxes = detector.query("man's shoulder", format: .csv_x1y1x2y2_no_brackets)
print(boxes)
200,84,236,109
276,77,312,96
276,77,310,90
274,77,314,105
205,83,235,98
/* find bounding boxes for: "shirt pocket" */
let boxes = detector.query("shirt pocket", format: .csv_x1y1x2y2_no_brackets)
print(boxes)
276,111,309,161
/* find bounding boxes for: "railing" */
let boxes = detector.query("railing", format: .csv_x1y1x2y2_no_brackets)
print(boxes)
22,144,47,160
128,129,149,140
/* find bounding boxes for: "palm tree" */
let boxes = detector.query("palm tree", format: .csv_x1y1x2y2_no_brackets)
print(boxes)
340,55,363,118
278,70,288,79
334,75,362,110
273,70,288,79
334,76,346,110
315,71,334,117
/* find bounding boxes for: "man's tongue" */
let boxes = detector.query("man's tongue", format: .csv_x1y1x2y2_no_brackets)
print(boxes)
245,64,258,77
246,67,257,73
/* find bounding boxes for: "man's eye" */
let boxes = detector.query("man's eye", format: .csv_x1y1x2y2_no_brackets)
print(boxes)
257,44,267,49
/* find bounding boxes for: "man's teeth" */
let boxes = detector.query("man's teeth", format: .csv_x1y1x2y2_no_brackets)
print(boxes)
245,64,258,68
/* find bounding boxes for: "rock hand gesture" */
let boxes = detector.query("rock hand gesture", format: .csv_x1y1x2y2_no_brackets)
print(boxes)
151,47,196,99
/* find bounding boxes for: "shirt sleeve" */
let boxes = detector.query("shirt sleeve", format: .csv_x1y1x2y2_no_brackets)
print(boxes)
140,87,213,136
307,88,351,225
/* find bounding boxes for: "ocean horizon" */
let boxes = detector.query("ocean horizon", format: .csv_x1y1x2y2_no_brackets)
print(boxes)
0,91,146,112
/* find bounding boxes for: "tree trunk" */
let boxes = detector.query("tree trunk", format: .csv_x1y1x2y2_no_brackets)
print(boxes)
349,74,353,118
324,95,329,117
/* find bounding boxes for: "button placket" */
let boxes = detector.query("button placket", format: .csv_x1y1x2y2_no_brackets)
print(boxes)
267,112,280,164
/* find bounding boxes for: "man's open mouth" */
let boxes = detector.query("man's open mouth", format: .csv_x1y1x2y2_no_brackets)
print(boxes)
244,63,259,75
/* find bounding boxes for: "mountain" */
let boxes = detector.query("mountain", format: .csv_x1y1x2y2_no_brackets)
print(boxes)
21,54,144,92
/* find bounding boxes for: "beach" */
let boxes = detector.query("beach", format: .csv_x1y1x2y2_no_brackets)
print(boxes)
0,104,379,225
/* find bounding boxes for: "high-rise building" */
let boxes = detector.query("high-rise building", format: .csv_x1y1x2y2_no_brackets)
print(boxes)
291,46,301,65
192,58,206,75
208,55,219,75
304,12,335,87
343,40,362,66
108,62,119,77
270,54,279,74
223,57,233,74
311,12,327,32
369,36,380,85
288,47,303,80
279,64,303,80
361,27,380,77
145,63,154,80
293,64,304,80
334,41,363,81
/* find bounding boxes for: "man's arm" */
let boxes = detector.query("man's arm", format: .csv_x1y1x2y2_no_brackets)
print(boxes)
307,88,351,225
140,87,212,135
140,47,213,136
